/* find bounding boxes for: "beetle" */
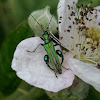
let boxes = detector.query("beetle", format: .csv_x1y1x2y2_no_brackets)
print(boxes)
27,7,68,78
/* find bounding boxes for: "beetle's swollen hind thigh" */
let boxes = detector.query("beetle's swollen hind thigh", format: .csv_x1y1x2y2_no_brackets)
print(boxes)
56,50,64,64
44,55,54,70
44,54,58,78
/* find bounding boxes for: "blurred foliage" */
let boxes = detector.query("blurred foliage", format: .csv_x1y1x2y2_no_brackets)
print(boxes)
77,0,100,7
0,21,33,95
0,0,59,98
84,86,100,100
0,0,59,46
0,81,50,100
0,0,100,100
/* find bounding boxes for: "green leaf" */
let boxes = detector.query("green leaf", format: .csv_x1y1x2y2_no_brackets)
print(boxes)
0,81,50,100
77,0,100,7
84,86,100,100
0,20,33,95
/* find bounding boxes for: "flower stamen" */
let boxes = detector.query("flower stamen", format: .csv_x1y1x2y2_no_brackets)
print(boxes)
62,2,100,67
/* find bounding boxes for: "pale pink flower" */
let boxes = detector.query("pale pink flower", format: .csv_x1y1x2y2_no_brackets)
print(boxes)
58,0,100,92
11,6,75,92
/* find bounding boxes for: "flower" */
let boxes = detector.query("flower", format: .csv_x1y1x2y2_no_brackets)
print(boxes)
11,7,74,92
58,0,100,92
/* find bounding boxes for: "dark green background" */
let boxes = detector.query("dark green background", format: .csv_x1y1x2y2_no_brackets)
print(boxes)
0,0,100,100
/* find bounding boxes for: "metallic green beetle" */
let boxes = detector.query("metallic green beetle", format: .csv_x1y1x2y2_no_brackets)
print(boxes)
27,9,68,78
42,31,64,77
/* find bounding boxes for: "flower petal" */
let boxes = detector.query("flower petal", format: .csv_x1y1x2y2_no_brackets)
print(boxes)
57,0,79,52
68,58,100,92
12,37,74,92
95,6,100,18
94,6,100,28
62,52,73,69
57,0,78,36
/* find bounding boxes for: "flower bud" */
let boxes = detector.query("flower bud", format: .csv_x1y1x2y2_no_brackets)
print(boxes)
28,6,58,36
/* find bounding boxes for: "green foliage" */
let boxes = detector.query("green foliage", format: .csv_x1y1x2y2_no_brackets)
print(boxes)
0,21,33,95
0,81,50,100
0,0,59,97
0,0,59,45
84,86,100,100
77,0,100,7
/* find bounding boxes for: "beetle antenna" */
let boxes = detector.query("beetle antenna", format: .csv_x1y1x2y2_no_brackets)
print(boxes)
46,6,61,30
30,14,45,32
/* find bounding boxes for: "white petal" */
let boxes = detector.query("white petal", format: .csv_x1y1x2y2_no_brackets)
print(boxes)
68,58,100,92
12,37,74,92
62,52,73,69
57,0,79,51
95,6,100,19
94,6,100,28
57,0,78,36
57,0,78,17
81,6,100,28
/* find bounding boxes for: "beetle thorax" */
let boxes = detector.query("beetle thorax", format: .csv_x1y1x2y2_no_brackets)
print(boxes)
43,31,50,43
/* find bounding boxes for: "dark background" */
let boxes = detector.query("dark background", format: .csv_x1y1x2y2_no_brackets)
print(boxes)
0,0,100,100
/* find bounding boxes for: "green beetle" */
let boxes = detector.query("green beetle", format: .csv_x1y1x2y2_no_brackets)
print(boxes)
27,8,68,78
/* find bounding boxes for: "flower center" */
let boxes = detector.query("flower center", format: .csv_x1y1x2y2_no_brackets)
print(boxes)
85,27,100,41
61,2,100,67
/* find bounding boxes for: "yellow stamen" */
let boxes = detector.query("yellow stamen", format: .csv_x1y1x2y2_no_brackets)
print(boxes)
85,27,100,41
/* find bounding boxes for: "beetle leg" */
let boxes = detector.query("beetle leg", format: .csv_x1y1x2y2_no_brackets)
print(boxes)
56,50,68,70
54,71,58,78
44,55,54,70
62,66,68,70
51,38,59,46
27,43,43,52
44,55,58,78
56,50,64,64
54,43,59,46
